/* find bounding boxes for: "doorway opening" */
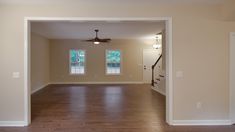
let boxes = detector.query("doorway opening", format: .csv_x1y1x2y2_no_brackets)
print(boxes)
24,17,173,126
143,49,161,84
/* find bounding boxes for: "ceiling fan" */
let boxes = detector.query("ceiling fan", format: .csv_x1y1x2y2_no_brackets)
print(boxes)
84,29,111,44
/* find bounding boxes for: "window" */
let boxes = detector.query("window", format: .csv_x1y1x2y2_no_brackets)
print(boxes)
106,50,121,75
70,49,85,75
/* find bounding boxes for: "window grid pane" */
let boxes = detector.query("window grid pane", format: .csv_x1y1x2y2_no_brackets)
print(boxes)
106,50,121,74
70,50,85,74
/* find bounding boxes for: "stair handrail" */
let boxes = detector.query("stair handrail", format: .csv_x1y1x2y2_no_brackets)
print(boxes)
151,54,162,86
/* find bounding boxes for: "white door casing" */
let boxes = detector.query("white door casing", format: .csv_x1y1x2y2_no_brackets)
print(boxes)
24,17,173,126
230,32,235,124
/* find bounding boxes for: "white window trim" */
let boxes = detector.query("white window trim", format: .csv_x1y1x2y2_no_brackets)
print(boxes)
69,49,86,75
105,49,122,75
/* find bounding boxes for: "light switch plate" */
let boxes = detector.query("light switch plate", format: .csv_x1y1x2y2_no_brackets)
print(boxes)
176,71,183,78
13,72,20,78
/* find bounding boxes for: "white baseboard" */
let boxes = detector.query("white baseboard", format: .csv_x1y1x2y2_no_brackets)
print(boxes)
172,120,232,126
50,81,144,85
151,86,166,96
31,82,144,94
0,121,27,127
31,83,50,94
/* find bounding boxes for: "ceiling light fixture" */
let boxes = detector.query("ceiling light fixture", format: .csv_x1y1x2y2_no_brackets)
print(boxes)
153,33,162,49
153,44,161,49
94,41,100,45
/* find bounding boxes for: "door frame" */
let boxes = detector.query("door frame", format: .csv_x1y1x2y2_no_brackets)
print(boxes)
230,32,235,124
142,49,161,84
24,17,173,125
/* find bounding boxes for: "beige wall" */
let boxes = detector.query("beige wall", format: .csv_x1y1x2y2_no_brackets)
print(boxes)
0,3,235,122
50,39,152,83
31,33,50,93
221,0,235,21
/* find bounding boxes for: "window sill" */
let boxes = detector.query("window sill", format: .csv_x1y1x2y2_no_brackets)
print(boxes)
69,73,86,76
105,73,122,76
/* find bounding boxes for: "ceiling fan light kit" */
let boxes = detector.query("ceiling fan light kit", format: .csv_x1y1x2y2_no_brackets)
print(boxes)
94,41,100,45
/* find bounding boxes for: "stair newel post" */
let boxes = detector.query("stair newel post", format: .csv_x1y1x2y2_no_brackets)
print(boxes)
151,65,155,86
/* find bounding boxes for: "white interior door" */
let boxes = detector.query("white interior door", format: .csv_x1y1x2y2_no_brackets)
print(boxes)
230,32,235,124
143,49,161,84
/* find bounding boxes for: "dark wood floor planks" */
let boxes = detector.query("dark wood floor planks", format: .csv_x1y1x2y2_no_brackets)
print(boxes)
0,84,235,132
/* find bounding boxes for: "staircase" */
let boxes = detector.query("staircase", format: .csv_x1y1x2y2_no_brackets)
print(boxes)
151,54,166,96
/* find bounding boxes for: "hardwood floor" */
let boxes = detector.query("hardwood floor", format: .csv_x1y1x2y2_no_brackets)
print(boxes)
0,84,235,132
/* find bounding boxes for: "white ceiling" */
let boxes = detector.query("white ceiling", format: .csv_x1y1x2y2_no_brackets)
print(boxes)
0,0,224,5
31,21,165,39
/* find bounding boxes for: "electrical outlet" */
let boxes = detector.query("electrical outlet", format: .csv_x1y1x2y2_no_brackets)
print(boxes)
196,102,202,109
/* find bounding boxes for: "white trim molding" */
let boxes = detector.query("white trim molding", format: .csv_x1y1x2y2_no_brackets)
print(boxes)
25,17,172,22
172,120,232,126
50,81,144,85
151,86,166,96
31,83,50,94
30,82,144,95
24,17,173,126
24,17,31,126
230,32,235,124
165,17,173,125
0,121,27,127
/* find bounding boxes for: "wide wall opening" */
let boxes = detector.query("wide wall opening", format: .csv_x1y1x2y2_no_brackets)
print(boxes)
24,18,173,127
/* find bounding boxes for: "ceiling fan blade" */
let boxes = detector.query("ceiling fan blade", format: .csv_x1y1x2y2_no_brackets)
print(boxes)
99,39,111,42
81,39,95,42
81,30,111,43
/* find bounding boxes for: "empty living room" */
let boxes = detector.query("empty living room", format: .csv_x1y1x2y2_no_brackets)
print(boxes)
0,0,235,132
